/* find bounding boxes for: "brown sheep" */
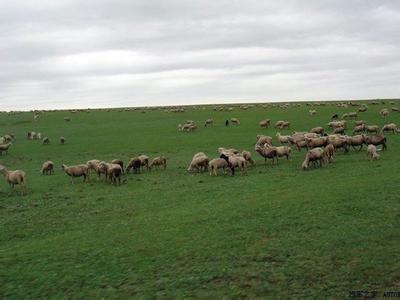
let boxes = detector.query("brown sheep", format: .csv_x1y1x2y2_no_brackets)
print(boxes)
366,144,379,161
382,123,397,134
111,159,124,173
255,144,278,165
0,165,27,195
188,153,209,173
352,124,365,134
302,148,325,170
149,156,167,170
365,125,380,134
362,135,387,150
41,161,54,175
62,164,89,183
256,135,273,146
219,154,247,176
259,119,271,128
346,135,364,151
126,157,142,173
310,127,324,134
208,158,228,176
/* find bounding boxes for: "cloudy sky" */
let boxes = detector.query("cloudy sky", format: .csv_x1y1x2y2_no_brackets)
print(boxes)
0,0,400,110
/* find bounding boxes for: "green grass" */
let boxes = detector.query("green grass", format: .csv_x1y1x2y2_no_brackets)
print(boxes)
1,101,400,298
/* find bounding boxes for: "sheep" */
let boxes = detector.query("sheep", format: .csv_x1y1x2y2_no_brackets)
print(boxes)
217,147,240,157
0,142,12,155
111,159,124,173
259,119,271,128
392,107,399,112
187,153,209,173
331,113,339,120
354,120,366,126
98,162,123,184
204,118,213,127
358,106,368,112
64,117,71,122
255,144,278,165
230,118,240,125
362,134,387,150
352,124,365,134
276,133,291,145
61,164,89,183
219,153,247,176
306,137,328,149
86,159,101,173
42,137,50,145
324,144,335,163
366,125,380,134
275,146,292,160
328,136,349,153
333,126,346,134
41,160,54,175
310,127,324,134
242,150,255,166
208,158,228,176
309,110,317,116
382,123,397,134
3,134,13,143
60,136,65,144
182,123,197,132
380,108,389,117
275,120,284,128
149,156,167,170
138,155,149,170
301,147,325,170
126,157,142,173
256,135,273,146
0,165,27,195
328,120,346,129
346,135,364,151
277,121,290,129
366,144,379,161
304,132,320,139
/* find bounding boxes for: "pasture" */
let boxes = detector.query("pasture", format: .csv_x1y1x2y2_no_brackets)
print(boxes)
1,101,400,298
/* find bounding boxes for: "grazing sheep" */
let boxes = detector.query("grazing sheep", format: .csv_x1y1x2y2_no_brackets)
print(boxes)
306,137,328,149
255,144,278,165
99,162,123,184
328,120,346,129
354,120,366,126
276,133,291,145
208,158,228,176
309,110,317,116
181,123,197,132
60,136,65,144
275,146,292,160
111,159,124,173
328,136,349,153
217,147,240,157
41,161,54,175
259,119,271,128
302,148,325,170
382,123,397,134
333,126,346,135
188,153,209,173
0,165,27,194
380,108,389,117
126,157,142,173
62,164,89,183
392,107,399,112
310,127,324,134
204,118,213,127
346,135,364,151
3,134,13,143
219,154,247,176
230,118,240,125
138,155,149,170
277,121,290,129
352,124,365,134
366,125,380,134
366,144,379,161
42,137,50,145
0,142,12,155
358,106,368,112
362,134,387,150
324,144,335,163
242,150,255,166
64,117,71,122
149,156,167,170
331,113,339,119
86,159,101,173
256,135,273,146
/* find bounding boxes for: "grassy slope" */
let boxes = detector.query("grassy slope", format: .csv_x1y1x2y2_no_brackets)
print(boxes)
1,102,399,298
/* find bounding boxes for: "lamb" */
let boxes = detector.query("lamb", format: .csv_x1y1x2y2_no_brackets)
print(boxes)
187,153,209,173
219,153,247,176
62,164,89,183
0,142,12,155
352,124,365,134
42,137,50,145
0,165,27,194
41,160,54,175
362,134,387,150
276,133,291,145
382,123,397,134
310,127,324,134
208,158,228,176
366,144,379,161
259,119,271,128
301,147,325,170
241,150,255,166
126,157,142,173
230,118,240,125
149,156,167,170
60,136,65,144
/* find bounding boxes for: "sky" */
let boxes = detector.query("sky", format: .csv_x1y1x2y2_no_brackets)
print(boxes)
0,0,400,111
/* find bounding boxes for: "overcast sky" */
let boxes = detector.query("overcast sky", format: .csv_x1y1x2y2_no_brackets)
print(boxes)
0,0,400,110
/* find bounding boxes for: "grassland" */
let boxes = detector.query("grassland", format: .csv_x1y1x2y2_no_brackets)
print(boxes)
1,101,400,298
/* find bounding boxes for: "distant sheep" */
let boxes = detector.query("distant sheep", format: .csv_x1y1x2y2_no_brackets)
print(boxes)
42,137,50,145
382,123,397,134
188,152,209,173
259,119,271,128
230,118,240,125
41,161,54,175
0,142,12,155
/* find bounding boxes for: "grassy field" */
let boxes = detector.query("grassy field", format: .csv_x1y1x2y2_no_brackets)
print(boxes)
1,101,400,298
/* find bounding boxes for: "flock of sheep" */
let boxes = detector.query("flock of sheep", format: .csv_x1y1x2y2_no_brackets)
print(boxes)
0,101,399,195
